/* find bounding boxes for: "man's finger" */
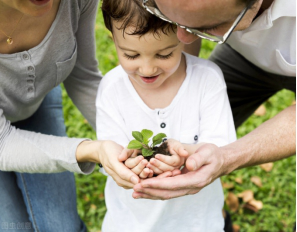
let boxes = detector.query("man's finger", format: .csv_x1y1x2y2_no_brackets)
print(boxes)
186,150,210,171
135,171,198,191
132,188,198,200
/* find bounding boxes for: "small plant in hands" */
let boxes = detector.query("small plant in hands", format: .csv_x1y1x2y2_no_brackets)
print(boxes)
127,129,171,161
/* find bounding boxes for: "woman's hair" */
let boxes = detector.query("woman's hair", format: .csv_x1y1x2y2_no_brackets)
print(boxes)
101,0,176,37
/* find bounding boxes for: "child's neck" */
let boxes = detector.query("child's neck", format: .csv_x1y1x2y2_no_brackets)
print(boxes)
131,54,187,110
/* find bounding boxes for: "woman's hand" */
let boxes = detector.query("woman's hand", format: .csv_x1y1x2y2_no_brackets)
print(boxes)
76,140,140,189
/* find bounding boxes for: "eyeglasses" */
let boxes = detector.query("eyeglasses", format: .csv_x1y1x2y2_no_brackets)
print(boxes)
142,0,251,44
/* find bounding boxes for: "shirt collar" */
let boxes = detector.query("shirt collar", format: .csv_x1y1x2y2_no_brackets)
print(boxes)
271,0,296,21
234,0,295,35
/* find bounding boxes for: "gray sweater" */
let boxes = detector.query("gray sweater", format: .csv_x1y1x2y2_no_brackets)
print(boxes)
0,0,102,174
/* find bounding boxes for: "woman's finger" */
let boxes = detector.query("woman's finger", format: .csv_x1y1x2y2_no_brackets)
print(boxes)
118,148,139,161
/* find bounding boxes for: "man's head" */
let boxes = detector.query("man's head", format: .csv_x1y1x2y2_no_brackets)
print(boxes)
152,0,262,43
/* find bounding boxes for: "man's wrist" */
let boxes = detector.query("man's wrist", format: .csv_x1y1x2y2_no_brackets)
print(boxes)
220,144,241,176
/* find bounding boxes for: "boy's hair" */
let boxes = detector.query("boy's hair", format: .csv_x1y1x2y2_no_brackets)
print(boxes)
101,0,176,37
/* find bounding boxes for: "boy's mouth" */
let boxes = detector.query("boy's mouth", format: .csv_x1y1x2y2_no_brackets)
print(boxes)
140,75,159,84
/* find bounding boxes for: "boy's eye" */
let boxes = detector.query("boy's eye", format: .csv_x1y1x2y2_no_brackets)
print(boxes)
124,53,139,60
156,52,173,60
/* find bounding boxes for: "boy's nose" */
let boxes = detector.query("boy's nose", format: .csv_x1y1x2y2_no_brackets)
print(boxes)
139,64,157,77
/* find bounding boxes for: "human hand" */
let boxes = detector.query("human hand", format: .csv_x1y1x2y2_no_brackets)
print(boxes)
76,140,140,189
132,143,226,200
124,150,154,179
147,139,188,174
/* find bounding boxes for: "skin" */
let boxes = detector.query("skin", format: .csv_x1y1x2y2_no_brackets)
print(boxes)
153,0,264,44
112,21,186,109
129,0,295,200
0,0,59,54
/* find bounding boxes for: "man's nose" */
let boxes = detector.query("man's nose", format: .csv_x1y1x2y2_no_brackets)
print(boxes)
177,27,199,44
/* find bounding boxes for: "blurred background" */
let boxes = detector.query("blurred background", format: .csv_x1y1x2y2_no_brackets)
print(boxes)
61,8,296,232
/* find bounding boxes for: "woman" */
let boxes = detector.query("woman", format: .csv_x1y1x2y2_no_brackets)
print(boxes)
0,0,138,231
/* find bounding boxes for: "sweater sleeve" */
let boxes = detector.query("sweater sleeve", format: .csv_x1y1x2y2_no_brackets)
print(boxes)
0,109,95,173
63,0,102,130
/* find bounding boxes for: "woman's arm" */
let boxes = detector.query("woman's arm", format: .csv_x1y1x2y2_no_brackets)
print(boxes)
0,108,94,173
63,0,102,129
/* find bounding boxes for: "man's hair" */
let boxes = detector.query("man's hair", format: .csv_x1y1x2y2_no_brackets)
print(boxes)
101,0,176,37
241,0,259,9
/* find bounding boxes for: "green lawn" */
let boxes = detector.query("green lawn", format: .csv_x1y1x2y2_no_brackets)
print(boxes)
62,9,296,232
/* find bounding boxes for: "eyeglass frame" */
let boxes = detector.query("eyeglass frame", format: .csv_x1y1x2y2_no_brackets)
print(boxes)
142,0,252,44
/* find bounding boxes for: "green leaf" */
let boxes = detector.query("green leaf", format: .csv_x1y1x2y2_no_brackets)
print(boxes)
152,133,167,147
127,140,143,149
132,131,143,142
141,148,154,157
141,129,153,144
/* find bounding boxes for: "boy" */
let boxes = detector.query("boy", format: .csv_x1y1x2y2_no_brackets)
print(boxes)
96,0,236,231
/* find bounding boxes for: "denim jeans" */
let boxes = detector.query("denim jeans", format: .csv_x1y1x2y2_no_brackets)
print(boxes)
0,86,87,232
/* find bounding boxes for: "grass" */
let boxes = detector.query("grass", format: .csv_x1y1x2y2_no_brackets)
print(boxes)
61,9,296,232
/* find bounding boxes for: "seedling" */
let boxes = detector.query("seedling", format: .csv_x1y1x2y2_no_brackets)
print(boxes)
127,129,170,160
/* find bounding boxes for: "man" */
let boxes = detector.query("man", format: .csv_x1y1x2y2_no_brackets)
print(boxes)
130,0,296,200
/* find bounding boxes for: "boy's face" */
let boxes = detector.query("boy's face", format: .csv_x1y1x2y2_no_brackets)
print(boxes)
112,21,185,91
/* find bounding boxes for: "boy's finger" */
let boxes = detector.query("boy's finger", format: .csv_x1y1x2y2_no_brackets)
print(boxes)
148,170,154,178
167,139,188,157
139,168,151,179
131,159,148,175
169,145,188,157
125,156,144,169
149,159,175,172
154,154,181,167
146,163,164,174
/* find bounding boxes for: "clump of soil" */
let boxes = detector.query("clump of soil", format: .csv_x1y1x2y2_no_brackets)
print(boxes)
140,142,172,161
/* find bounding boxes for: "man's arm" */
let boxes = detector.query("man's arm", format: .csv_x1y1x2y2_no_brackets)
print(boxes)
221,104,295,174
133,105,295,200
